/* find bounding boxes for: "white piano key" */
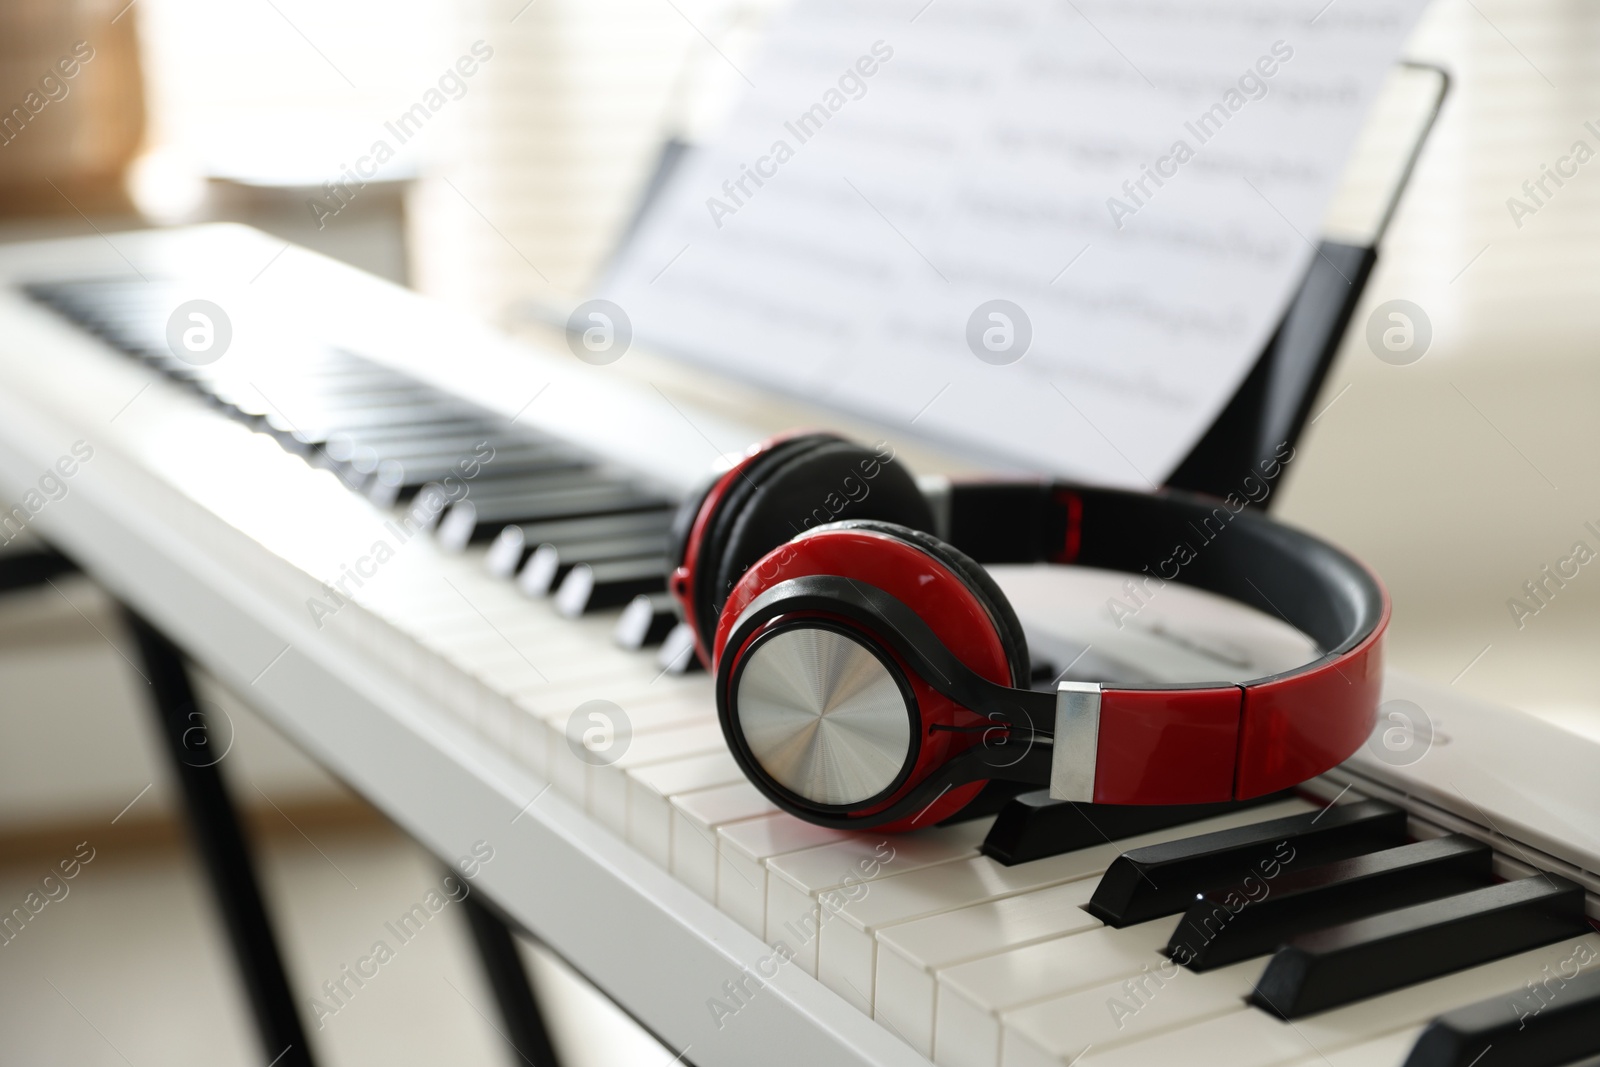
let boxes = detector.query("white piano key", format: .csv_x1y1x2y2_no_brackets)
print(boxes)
507,699,550,777
876,877,1103,1058
670,782,778,900
469,648,598,694
935,921,1177,1067
511,671,706,721
451,637,650,686
1073,933,1600,1067
824,798,1313,1016
589,715,723,787
475,687,518,751
716,814,853,936
929,798,1314,1067
579,701,717,831
425,616,574,653
766,819,995,976
555,719,726,810
824,850,1120,1016
624,751,746,867
579,716,729,809
1000,957,1262,1067
574,717,717,830
1278,1027,1423,1067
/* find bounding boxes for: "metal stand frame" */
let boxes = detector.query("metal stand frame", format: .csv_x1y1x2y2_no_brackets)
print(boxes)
0,551,559,1067
461,893,563,1067
123,609,318,1067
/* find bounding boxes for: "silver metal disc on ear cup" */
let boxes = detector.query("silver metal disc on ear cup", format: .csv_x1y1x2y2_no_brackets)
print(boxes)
732,626,914,807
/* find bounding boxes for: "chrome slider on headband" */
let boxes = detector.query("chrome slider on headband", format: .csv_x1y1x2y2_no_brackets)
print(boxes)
1049,681,1101,803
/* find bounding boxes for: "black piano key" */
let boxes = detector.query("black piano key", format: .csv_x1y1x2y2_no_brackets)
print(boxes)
485,525,532,577
203,358,391,392
273,401,481,441
1251,875,1590,1020
614,593,680,650
347,440,560,475
434,484,672,549
429,470,610,517
1402,962,1600,1067
366,440,550,503
437,467,630,501
434,473,620,548
401,483,455,531
1086,799,1409,928
656,622,704,674
519,534,670,596
553,556,669,618
981,791,1295,867
246,367,434,397
261,393,474,428
262,389,445,421
485,511,676,578
222,378,429,417
325,425,512,463
1170,835,1493,971
355,444,575,488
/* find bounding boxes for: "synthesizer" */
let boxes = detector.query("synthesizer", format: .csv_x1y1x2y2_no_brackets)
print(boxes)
1,224,1597,1067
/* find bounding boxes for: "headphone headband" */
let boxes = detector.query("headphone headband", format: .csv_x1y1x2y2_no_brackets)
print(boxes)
945,481,1386,664
941,480,1387,803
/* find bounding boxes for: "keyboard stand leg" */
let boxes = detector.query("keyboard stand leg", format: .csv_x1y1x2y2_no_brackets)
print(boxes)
122,610,318,1067
3,559,550,1067
0,547,77,593
460,891,563,1067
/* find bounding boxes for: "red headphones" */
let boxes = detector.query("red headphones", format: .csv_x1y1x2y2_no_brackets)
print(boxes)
668,433,1388,832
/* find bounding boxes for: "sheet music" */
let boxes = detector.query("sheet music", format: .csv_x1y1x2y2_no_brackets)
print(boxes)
601,0,1429,485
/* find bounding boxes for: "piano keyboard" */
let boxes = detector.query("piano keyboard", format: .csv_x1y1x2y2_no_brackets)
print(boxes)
11,231,1600,1067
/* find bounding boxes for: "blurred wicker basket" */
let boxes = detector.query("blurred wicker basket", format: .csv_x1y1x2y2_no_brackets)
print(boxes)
0,0,144,217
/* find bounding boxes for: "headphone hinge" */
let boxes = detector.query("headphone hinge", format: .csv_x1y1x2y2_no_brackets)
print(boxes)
1049,681,1102,803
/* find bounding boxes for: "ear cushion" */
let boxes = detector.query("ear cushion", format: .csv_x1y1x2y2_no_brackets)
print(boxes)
679,433,839,636
702,439,934,637
816,518,1031,687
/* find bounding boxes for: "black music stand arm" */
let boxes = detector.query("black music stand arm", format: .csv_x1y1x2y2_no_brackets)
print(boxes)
1166,240,1378,504
1169,61,1451,505
122,610,319,1067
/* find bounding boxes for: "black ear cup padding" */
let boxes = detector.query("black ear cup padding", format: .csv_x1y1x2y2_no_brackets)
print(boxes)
683,433,841,634
667,468,720,576
701,439,934,637
815,518,1030,688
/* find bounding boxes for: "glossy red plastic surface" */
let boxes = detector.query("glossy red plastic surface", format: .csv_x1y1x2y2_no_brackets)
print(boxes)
716,528,1014,829
1095,574,1389,804
1093,686,1242,805
1234,592,1389,798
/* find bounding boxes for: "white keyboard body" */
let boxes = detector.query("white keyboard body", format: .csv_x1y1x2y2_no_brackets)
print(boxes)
1,225,1596,1067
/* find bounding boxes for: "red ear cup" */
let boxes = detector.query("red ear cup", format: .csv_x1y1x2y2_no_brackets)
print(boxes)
815,518,1031,686
669,434,934,666
713,522,1018,830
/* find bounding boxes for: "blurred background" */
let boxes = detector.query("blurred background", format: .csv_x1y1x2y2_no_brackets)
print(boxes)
1,0,1598,1063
